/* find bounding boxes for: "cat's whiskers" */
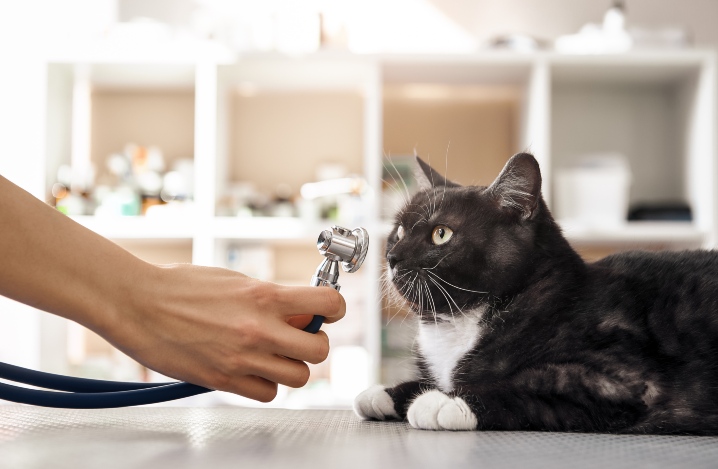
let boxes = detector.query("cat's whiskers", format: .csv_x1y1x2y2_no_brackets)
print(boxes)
385,243,399,257
386,156,412,204
382,179,412,212
379,273,400,301
393,268,414,282
386,307,406,328
415,197,432,220
383,302,402,326
380,267,416,316
404,272,418,296
425,253,451,271
403,272,420,318
379,286,399,315
420,281,428,318
423,279,438,326
381,166,409,200
389,270,416,307
426,154,438,216
426,270,487,294
411,218,428,231
400,209,428,221
439,142,450,211
428,275,469,320
426,275,457,319
399,205,430,226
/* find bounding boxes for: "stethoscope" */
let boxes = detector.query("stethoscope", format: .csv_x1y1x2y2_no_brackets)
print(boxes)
0,225,369,409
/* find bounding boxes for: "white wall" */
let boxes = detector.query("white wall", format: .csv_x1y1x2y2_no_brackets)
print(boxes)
429,0,718,49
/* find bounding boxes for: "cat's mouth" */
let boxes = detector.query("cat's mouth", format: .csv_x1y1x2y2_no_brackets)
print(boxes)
390,267,447,316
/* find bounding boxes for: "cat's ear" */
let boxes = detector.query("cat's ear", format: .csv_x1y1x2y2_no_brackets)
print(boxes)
488,152,542,220
414,156,460,190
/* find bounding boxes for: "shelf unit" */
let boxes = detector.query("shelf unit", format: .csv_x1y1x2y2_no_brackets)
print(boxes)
1,47,715,406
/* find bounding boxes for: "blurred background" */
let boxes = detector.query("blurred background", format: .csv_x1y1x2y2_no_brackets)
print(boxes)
0,0,715,408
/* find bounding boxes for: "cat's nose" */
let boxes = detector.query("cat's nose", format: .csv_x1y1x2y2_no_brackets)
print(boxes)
387,253,400,270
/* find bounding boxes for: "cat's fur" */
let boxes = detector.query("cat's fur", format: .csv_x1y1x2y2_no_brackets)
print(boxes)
354,152,718,434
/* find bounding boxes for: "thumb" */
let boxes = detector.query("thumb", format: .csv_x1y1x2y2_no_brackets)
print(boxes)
286,314,314,330
273,286,346,324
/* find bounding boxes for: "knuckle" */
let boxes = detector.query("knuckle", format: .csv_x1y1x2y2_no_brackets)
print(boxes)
208,371,233,391
309,338,330,364
289,363,311,388
236,318,265,348
247,281,275,311
257,383,278,403
226,353,251,374
322,288,342,314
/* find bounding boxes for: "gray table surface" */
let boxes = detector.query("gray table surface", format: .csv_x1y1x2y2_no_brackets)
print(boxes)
2,406,718,469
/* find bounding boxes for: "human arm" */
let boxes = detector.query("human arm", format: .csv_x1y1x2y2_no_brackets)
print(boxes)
0,175,345,402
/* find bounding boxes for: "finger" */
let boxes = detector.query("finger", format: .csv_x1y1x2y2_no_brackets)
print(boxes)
273,286,346,322
269,327,330,364
219,375,279,403
247,354,311,388
286,314,314,330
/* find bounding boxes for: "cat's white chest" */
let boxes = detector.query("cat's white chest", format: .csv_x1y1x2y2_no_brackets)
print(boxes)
417,307,485,393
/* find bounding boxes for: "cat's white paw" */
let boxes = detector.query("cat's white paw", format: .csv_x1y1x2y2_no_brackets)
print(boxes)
407,390,478,431
354,384,399,420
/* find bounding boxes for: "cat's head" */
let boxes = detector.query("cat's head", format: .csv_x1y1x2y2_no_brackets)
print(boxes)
386,152,548,319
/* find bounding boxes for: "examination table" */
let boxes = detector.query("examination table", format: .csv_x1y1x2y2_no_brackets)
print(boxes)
2,407,718,468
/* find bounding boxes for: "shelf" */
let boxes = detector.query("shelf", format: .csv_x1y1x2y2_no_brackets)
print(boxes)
70,215,196,239
213,217,331,242
549,50,710,85
46,38,234,67
560,221,706,246
219,57,376,91
70,215,365,242
382,56,532,85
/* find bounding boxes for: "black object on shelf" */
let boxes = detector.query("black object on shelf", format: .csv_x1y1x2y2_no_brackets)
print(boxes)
628,203,692,222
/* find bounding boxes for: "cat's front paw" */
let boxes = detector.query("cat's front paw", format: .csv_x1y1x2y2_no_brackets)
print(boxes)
407,390,477,431
354,384,399,420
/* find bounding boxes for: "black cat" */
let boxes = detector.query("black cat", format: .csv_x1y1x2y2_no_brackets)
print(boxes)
354,152,718,434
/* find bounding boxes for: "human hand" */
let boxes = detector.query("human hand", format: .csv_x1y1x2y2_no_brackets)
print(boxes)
99,263,346,402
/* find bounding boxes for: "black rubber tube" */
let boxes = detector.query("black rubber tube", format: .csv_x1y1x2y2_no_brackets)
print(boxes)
0,314,323,408
0,362,173,392
0,381,210,408
302,315,324,334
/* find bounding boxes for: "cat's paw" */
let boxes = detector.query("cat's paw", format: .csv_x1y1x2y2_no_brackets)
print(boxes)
354,384,399,420
407,390,478,431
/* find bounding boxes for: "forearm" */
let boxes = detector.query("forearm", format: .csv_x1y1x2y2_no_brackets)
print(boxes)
0,175,149,335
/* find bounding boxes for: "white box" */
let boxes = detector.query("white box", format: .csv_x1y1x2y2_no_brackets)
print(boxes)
554,154,632,228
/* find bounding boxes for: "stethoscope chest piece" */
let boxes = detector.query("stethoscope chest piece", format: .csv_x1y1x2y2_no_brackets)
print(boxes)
303,225,369,334
312,225,370,291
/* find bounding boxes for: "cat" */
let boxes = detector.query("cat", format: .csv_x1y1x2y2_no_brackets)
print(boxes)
354,152,718,434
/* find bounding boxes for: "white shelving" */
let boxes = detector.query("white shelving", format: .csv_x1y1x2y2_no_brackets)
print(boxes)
70,215,195,239
44,50,717,243
3,48,716,403
560,221,706,246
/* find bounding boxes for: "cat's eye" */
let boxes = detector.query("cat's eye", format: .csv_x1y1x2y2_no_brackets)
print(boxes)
431,225,453,245
397,225,405,240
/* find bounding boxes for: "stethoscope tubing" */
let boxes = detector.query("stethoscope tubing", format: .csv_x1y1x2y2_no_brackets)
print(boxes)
0,316,324,408
0,381,210,409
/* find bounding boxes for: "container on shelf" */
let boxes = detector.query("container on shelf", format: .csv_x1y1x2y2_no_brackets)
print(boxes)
554,154,632,229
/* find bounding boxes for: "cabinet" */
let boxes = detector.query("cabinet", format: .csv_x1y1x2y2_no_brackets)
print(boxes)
2,48,715,406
